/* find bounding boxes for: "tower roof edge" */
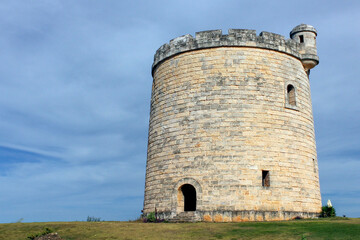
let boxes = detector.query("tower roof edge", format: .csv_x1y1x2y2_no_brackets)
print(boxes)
290,24,317,37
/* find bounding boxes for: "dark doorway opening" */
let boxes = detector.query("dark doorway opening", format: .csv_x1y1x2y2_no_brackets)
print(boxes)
181,184,196,211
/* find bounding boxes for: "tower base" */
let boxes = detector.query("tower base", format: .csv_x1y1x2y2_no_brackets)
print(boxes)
156,210,320,222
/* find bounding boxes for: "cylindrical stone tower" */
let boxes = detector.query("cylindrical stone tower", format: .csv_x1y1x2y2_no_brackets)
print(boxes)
143,24,321,222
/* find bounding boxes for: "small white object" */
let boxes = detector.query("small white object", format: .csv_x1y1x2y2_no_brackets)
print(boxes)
327,199,332,208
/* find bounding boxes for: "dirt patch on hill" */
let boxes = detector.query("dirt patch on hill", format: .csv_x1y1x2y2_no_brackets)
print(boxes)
34,233,63,240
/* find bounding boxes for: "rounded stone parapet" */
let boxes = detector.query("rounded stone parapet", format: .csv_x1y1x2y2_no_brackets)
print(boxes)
152,29,306,75
290,24,317,38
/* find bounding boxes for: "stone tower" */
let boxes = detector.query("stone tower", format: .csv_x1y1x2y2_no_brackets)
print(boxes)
143,24,321,222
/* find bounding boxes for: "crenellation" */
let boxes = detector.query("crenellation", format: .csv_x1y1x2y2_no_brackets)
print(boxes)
259,31,286,43
228,29,257,39
151,28,316,74
169,34,193,45
195,29,222,40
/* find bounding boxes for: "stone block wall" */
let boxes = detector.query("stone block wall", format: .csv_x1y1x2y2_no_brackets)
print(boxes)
144,27,321,221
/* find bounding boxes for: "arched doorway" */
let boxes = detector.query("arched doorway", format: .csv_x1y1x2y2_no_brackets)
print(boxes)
173,178,201,213
180,184,196,211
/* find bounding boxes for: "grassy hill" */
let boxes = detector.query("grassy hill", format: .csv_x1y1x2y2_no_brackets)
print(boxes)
0,218,359,240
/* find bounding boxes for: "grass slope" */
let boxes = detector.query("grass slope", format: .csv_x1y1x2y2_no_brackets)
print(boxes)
0,218,359,240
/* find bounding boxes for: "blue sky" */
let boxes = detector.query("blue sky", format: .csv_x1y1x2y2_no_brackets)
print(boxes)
0,0,359,222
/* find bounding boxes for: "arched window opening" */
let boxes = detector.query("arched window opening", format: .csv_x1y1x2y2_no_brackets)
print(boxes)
287,84,296,106
180,184,196,211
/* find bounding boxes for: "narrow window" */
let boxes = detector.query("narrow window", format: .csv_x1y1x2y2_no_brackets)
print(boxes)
313,159,316,173
262,170,270,187
287,84,296,106
299,35,304,43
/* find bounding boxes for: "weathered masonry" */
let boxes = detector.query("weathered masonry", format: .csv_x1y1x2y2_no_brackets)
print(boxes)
143,24,321,222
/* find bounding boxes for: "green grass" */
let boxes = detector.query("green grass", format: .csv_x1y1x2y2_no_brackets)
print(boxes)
0,218,359,240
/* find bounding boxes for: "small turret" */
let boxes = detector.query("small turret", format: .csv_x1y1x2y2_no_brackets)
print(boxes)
290,24,319,71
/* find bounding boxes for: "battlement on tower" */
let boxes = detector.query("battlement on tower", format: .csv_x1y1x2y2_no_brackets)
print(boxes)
152,28,319,74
